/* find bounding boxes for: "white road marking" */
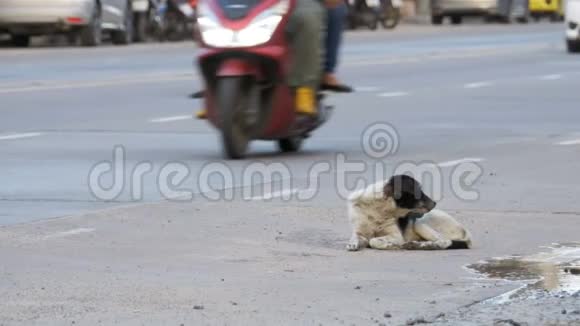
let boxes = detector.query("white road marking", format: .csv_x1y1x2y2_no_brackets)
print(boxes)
43,228,96,240
378,91,409,98
0,132,43,141
345,44,551,67
355,86,379,92
0,73,196,94
556,139,580,146
149,115,192,123
247,188,299,201
464,81,493,89
540,74,562,81
437,158,485,168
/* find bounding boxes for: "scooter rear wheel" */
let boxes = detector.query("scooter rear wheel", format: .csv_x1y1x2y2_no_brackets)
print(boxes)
218,77,251,159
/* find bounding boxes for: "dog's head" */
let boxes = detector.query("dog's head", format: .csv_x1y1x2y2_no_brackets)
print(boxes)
383,175,436,217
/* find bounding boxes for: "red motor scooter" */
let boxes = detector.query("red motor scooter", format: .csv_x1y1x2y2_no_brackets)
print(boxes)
194,0,333,159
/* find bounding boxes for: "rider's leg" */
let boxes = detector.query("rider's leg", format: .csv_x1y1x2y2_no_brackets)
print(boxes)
322,3,352,92
286,0,325,116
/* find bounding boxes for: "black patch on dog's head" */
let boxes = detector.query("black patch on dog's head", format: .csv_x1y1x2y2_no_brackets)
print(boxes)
384,175,436,212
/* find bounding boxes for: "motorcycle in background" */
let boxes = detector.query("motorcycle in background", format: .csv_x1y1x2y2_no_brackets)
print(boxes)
380,0,402,29
153,0,197,41
132,0,156,42
346,0,401,30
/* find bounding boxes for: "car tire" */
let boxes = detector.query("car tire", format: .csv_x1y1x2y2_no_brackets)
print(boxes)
112,1,133,45
66,32,78,45
567,40,580,53
80,3,102,46
451,15,463,25
431,15,443,25
11,35,30,47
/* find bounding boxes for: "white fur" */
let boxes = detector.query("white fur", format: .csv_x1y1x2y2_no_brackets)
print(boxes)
346,180,413,251
401,209,473,250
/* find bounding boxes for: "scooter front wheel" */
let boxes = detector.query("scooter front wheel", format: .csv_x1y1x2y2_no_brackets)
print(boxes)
218,77,251,159
278,136,303,153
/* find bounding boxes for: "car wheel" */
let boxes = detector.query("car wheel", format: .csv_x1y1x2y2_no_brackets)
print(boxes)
451,15,462,25
431,15,443,25
567,40,580,53
80,3,102,46
484,15,496,23
11,35,30,47
112,1,133,45
66,32,78,45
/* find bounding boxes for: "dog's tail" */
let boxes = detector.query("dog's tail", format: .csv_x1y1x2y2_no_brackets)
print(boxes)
448,229,473,250
448,240,470,249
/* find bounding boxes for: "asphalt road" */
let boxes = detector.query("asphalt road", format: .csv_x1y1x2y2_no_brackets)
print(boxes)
1,23,580,325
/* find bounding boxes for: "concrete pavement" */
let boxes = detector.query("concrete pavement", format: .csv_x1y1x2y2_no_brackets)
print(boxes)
1,23,580,325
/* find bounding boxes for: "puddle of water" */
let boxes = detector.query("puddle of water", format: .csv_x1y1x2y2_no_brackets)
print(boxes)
466,242,580,304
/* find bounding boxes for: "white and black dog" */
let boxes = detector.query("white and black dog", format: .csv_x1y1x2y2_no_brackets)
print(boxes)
346,175,472,251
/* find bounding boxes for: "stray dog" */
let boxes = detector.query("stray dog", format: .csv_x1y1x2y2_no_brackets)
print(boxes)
346,175,472,251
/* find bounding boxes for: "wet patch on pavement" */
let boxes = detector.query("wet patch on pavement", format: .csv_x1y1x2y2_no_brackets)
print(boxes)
467,242,580,304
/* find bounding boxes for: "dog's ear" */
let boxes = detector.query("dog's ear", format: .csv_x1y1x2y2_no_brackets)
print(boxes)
383,183,393,199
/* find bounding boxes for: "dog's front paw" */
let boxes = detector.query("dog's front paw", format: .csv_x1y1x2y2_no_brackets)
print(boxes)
346,242,360,251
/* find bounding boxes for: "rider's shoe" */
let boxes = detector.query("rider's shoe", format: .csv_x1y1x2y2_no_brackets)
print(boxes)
320,74,353,93
196,109,207,119
320,83,353,93
190,90,205,99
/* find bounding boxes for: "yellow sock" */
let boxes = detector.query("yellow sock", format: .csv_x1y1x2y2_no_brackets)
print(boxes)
295,87,316,116
195,109,207,119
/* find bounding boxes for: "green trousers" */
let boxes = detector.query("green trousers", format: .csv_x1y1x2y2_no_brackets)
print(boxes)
286,0,325,89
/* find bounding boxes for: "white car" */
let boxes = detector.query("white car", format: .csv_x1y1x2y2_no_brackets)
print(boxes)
567,0,580,53
0,0,134,47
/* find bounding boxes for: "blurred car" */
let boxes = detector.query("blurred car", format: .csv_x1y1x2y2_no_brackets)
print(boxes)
567,0,580,53
0,0,134,47
529,0,564,21
431,0,529,24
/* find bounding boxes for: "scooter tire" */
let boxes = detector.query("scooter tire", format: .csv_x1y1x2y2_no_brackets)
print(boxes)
278,136,303,153
218,77,251,159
